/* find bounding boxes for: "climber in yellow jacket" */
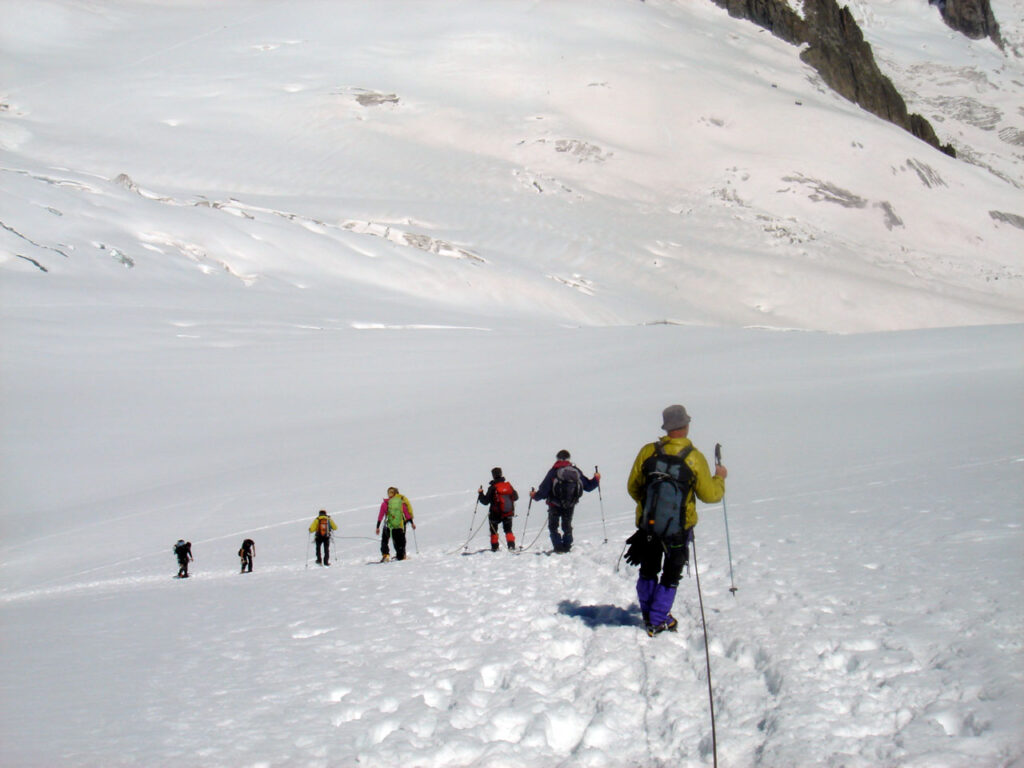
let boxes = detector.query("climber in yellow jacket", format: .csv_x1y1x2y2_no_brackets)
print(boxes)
308,510,338,566
625,405,727,635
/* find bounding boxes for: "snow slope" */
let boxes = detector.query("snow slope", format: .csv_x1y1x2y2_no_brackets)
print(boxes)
1,1,1023,766
2,317,1021,767
2,0,1022,331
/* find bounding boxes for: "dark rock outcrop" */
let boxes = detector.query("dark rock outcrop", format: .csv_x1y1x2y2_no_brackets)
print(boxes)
930,0,1003,47
800,0,955,155
710,0,956,157
714,0,806,44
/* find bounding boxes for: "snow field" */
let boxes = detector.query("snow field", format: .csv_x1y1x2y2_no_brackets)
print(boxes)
2,317,1022,766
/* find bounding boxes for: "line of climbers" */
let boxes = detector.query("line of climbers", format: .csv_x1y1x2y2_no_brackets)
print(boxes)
172,404,729,638
170,449,600,574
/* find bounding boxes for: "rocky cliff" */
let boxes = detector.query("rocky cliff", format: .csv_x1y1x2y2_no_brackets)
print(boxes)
710,0,957,157
931,0,1003,47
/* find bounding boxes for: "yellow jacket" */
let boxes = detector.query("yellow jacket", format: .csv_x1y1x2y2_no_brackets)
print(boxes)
627,436,724,530
309,515,338,535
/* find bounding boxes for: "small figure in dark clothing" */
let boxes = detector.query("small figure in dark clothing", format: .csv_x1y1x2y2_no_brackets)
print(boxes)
174,539,193,578
239,538,255,573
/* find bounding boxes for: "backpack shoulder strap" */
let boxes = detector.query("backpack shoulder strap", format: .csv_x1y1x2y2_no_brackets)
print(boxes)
677,445,697,501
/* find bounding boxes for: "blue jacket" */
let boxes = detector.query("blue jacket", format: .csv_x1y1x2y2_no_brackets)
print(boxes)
533,461,599,508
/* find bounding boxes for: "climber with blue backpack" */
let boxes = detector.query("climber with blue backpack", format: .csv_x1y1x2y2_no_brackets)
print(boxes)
624,405,727,636
530,450,600,553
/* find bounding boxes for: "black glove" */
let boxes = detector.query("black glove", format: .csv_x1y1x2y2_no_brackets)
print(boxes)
623,530,652,566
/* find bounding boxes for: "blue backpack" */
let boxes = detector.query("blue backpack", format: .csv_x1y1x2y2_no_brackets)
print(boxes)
641,444,694,539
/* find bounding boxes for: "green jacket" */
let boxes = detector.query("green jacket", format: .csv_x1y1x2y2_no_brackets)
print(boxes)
627,436,724,530
378,494,413,529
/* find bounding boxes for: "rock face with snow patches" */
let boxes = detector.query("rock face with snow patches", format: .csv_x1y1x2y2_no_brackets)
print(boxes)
934,0,1004,46
710,0,956,156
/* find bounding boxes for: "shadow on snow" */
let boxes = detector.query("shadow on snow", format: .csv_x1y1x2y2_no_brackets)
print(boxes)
557,600,639,629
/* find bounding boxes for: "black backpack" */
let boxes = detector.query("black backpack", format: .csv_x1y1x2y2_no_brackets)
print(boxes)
641,443,695,539
551,465,583,508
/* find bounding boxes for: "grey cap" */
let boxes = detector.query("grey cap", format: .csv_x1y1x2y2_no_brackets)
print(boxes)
661,404,691,431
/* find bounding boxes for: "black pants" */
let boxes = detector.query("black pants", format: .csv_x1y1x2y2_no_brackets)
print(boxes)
177,557,189,577
547,506,575,552
381,526,407,559
638,529,692,588
240,553,253,572
315,534,331,564
489,512,515,549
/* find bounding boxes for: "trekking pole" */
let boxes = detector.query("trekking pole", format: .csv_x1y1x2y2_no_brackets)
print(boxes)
692,536,719,768
595,465,607,544
715,444,738,596
448,516,488,555
305,532,312,570
412,524,420,555
522,519,549,552
519,490,534,549
463,499,480,553
613,537,629,573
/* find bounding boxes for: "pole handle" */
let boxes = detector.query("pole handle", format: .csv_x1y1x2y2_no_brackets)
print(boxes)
714,443,722,466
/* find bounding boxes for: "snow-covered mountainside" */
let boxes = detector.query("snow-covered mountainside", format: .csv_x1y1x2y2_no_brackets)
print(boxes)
1,2,1022,767
1,0,1022,331
846,0,1024,188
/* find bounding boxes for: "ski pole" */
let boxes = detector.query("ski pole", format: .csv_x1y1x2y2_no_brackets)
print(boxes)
595,465,607,544
519,490,534,547
522,521,548,552
448,516,488,555
715,443,738,596
305,531,312,570
463,498,480,553
692,536,718,768
613,537,629,573
412,524,420,555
